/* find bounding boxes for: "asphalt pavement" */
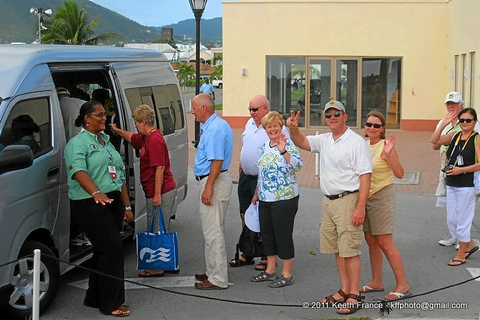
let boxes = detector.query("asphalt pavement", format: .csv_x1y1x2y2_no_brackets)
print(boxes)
40,167,480,320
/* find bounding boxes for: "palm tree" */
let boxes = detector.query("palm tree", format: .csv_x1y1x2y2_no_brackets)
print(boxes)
176,62,195,89
42,0,120,45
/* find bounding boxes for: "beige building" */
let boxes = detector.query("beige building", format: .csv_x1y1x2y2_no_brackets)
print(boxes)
221,0,480,131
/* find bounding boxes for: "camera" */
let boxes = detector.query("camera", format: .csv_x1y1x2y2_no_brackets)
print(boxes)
441,165,453,173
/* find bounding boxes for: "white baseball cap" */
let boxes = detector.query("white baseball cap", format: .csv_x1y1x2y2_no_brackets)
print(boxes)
444,91,463,104
244,202,260,232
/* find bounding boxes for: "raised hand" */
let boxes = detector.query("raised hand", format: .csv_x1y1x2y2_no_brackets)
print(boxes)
277,133,287,153
384,134,396,155
287,110,301,129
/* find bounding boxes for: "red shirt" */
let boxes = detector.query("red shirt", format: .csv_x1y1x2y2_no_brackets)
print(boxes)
131,130,176,198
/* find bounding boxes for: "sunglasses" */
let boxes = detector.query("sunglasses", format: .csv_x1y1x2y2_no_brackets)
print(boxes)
248,105,265,113
324,111,342,119
459,118,474,123
90,112,107,118
365,122,383,129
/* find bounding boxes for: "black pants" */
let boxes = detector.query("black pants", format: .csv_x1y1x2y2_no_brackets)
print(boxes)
71,191,125,315
259,196,299,260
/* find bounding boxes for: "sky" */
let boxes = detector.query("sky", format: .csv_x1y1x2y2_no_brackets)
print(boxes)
90,0,224,27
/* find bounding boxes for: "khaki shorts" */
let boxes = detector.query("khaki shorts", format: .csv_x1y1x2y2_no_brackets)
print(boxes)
320,192,363,258
364,185,395,235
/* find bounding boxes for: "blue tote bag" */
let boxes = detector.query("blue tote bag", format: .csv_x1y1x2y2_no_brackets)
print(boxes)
136,206,179,271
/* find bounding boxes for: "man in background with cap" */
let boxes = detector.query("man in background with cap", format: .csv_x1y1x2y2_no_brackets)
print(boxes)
432,91,480,248
287,100,372,315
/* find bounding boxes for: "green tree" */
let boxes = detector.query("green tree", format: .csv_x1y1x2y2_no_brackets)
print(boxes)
210,54,223,80
42,0,120,45
176,62,195,88
152,38,178,50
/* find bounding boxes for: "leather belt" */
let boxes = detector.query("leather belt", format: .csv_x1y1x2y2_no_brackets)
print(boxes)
325,190,358,200
196,170,227,181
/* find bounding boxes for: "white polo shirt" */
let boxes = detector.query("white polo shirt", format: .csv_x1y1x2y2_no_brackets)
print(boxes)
306,127,372,196
239,118,290,175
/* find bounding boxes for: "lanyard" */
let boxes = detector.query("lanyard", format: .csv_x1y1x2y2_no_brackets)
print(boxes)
448,131,475,160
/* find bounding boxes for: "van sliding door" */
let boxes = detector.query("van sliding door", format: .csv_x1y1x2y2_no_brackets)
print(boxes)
108,62,187,233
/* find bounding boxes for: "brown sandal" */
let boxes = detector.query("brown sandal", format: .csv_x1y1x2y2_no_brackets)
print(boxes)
111,305,130,317
321,289,348,307
336,293,364,315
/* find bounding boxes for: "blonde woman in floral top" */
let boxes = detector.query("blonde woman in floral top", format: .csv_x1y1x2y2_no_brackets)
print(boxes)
250,111,303,288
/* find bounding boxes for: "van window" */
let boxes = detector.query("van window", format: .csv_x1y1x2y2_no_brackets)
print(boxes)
124,84,184,136
0,98,51,156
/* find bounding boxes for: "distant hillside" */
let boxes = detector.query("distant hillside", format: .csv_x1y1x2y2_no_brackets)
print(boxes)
0,0,222,45
156,18,223,45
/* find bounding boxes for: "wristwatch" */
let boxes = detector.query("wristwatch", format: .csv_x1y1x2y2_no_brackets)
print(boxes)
125,206,132,211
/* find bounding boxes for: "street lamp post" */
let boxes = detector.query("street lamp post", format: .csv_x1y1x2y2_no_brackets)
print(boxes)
189,0,207,147
30,7,52,44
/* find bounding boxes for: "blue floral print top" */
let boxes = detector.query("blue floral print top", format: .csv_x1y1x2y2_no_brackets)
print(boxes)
257,139,303,201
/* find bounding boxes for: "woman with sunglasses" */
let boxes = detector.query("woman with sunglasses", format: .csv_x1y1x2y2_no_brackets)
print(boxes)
360,109,411,301
430,107,480,266
64,101,133,317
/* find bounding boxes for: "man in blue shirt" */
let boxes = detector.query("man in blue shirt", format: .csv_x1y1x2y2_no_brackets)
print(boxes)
200,78,215,101
192,93,233,290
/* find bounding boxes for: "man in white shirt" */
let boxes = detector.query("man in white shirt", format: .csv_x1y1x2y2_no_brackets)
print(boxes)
229,94,289,270
288,100,372,315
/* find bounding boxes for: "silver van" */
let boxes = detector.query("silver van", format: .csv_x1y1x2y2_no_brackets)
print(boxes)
0,45,188,318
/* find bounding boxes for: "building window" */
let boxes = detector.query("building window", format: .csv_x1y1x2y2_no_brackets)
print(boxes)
267,56,402,128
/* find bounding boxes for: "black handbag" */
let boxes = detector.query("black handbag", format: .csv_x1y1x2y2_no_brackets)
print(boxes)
234,225,264,260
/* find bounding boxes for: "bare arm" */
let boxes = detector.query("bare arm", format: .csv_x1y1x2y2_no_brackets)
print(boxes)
286,110,311,151
430,112,457,146
201,160,223,206
153,165,165,206
352,173,371,227
382,135,404,179
120,181,133,222
109,123,133,143
73,170,113,205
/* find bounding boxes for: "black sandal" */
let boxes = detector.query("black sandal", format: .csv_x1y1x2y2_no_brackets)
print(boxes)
229,257,254,267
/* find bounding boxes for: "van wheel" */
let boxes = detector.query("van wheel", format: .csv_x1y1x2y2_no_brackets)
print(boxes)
218,83,223,89
5,241,60,319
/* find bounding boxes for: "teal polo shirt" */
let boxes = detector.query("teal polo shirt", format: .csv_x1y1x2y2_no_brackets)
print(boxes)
64,130,125,200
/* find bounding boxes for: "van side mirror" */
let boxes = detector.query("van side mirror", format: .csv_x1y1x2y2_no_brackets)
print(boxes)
0,145,34,174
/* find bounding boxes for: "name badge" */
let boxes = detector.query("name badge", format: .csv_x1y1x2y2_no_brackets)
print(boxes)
108,166,117,179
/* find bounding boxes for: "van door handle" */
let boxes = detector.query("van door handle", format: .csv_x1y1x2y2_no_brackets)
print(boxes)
47,166,59,177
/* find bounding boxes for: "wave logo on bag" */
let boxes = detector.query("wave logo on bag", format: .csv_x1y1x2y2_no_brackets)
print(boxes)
139,247,171,263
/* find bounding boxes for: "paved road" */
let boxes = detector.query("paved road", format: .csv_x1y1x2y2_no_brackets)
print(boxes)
40,169,480,320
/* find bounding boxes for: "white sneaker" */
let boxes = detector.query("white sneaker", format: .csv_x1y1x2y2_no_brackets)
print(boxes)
439,236,457,246
70,232,92,246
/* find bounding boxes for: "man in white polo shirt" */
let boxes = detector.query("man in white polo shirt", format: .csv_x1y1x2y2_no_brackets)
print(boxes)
288,100,372,315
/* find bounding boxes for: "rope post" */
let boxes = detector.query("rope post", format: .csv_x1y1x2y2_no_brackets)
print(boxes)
33,249,41,320
314,131,320,180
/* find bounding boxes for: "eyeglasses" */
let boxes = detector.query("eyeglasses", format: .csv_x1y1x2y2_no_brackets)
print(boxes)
324,111,342,119
459,118,474,123
248,105,265,113
90,112,107,118
365,122,383,129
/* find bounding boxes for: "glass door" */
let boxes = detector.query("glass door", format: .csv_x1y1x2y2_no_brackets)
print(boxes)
336,59,358,127
307,59,331,127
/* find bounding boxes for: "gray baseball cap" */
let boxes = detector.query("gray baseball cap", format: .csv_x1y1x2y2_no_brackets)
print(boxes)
324,100,346,112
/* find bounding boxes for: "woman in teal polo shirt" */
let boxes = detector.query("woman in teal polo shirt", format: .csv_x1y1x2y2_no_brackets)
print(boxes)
64,100,133,317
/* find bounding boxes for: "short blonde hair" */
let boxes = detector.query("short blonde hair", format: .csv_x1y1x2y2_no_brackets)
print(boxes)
262,111,285,128
132,104,155,127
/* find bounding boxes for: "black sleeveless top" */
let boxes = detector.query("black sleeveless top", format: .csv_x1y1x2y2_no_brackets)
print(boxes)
445,131,477,187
